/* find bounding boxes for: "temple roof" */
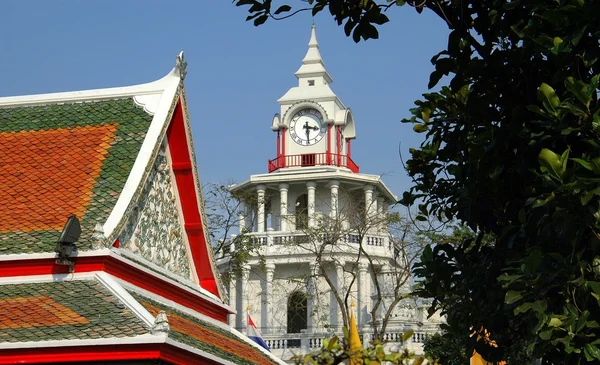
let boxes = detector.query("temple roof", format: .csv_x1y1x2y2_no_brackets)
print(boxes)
0,98,153,254
0,55,285,364
0,276,279,365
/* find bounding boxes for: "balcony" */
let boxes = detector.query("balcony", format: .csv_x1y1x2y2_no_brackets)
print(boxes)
262,330,432,359
268,153,359,173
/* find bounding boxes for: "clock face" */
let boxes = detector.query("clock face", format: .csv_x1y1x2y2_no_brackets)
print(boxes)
289,108,326,146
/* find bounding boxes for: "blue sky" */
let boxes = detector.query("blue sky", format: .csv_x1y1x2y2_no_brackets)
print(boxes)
0,1,449,198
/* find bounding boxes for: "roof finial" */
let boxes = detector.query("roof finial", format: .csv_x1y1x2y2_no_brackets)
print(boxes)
176,51,187,80
294,24,333,85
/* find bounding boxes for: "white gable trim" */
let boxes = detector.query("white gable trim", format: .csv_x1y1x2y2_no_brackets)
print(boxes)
165,339,236,365
0,334,166,350
0,248,111,261
103,68,182,238
95,271,155,328
107,250,229,311
121,281,287,365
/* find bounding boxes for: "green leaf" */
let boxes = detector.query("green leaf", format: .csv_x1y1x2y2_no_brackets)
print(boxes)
413,124,429,133
401,330,414,342
537,83,560,113
253,14,268,26
565,77,591,108
539,148,564,179
505,290,523,304
549,317,563,327
274,5,291,14
428,70,444,89
588,281,600,295
585,344,600,360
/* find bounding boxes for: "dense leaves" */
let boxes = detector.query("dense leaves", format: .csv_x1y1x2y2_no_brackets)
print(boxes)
234,0,600,362
423,331,470,365
402,0,600,363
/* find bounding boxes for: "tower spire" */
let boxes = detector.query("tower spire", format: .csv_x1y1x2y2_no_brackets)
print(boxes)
295,25,333,86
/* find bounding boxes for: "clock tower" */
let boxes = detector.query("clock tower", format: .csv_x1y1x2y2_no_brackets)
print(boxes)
269,25,357,173
219,25,441,362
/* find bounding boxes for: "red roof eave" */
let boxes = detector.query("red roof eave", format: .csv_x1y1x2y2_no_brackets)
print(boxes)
0,343,221,365
0,252,231,322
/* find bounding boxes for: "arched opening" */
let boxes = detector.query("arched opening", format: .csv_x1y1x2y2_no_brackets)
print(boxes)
287,291,308,334
295,194,308,230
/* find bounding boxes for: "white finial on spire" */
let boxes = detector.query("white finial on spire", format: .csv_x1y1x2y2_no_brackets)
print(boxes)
308,24,318,48
295,25,333,86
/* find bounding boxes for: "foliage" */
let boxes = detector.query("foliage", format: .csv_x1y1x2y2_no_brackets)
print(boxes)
234,0,600,362
403,1,600,362
289,189,428,340
292,331,424,365
203,182,264,284
422,331,469,365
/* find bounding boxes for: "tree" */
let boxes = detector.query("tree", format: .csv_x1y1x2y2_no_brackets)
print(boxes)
235,0,600,362
286,188,429,341
422,331,469,365
204,182,263,283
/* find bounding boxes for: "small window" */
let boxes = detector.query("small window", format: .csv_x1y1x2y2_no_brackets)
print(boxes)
308,80,315,86
287,292,308,333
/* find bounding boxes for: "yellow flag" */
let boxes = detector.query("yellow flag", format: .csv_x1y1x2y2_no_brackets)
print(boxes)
349,310,362,365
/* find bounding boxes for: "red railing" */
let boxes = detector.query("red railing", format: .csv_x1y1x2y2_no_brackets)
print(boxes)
268,153,359,173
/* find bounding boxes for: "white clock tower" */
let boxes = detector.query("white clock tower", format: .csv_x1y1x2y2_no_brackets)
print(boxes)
270,25,357,173
218,26,441,361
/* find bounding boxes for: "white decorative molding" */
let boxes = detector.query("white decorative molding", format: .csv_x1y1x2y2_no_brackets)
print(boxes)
108,252,228,311
0,334,166,350
0,249,111,262
0,272,96,285
164,338,237,365
95,272,156,328
133,93,163,115
103,64,181,237
119,145,192,279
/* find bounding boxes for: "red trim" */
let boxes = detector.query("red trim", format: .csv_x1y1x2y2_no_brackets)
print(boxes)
0,257,104,277
166,101,220,299
281,128,286,168
336,126,341,166
276,130,281,158
0,343,220,365
113,238,120,248
348,139,352,159
327,124,332,165
0,255,229,322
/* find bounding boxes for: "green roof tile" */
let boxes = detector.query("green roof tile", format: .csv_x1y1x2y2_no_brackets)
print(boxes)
0,98,153,254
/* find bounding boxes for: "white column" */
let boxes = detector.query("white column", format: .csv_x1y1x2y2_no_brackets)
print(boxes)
279,183,289,231
335,262,345,330
262,263,275,334
257,184,266,233
238,201,247,233
307,181,316,227
364,185,374,225
329,180,339,220
377,196,385,232
240,265,250,330
307,263,318,332
357,262,369,329
228,275,237,327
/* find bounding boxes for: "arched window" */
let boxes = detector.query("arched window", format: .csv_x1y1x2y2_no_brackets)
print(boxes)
287,291,308,333
295,194,308,230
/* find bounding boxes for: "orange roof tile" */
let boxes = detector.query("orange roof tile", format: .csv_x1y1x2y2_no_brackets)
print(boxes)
0,296,89,329
0,124,117,232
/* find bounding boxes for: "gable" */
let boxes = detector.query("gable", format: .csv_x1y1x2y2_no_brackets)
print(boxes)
119,144,193,280
0,99,153,254
113,99,223,299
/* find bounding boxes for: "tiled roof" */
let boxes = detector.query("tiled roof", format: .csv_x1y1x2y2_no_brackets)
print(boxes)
0,280,148,342
133,293,278,365
0,99,153,254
